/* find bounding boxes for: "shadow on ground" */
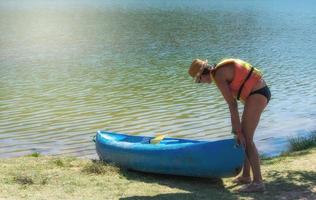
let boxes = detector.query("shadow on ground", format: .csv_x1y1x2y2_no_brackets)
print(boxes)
119,169,237,200
264,170,316,200
118,168,316,200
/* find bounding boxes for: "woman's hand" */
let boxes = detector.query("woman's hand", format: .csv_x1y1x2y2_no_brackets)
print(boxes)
232,130,246,147
237,132,246,147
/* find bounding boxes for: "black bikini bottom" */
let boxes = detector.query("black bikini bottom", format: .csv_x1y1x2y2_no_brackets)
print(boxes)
249,85,271,103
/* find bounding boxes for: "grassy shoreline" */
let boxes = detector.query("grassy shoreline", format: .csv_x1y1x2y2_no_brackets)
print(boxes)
1,131,316,200
1,147,315,200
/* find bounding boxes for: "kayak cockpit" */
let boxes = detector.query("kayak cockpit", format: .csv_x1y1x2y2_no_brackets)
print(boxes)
97,130,201,145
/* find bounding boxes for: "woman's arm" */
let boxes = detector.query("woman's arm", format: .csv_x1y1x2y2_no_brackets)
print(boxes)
213,69,242,136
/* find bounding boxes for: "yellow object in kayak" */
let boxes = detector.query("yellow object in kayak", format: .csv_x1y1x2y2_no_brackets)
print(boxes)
150,134,166,144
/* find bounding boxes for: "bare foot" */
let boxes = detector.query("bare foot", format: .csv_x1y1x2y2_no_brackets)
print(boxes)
232,176,251,185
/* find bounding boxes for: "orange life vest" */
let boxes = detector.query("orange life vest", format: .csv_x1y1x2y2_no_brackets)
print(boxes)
212,59,263,103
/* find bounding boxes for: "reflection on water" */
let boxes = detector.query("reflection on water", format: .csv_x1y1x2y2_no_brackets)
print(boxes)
1,0,316,158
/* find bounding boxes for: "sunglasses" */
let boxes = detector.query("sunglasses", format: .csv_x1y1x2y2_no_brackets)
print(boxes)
195,68,210,83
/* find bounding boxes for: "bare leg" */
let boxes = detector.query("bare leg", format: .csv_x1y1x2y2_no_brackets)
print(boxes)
241,94,267,183
241,157,251,178
233,157,251,184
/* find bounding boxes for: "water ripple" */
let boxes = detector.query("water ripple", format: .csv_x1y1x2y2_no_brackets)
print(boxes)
1,0,316,158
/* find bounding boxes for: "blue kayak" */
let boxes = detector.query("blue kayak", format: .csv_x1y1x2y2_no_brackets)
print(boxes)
95,130,245,178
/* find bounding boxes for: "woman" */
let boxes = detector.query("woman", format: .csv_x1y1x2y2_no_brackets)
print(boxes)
188,58,271,193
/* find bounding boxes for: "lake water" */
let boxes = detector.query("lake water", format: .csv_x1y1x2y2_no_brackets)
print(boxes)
1,0,316,158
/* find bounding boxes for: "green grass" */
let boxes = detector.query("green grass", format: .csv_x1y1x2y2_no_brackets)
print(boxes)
288,131,316,152
81,160,119,175
1,147,315,200
259,131,316,160
27,152,41,158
